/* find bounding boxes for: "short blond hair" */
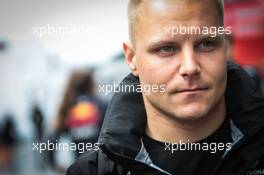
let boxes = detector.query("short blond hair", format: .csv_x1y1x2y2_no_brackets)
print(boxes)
127,0,224,42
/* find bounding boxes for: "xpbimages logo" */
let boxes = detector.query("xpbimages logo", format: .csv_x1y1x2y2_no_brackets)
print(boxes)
32,24,90,38
164,140,232,154
247,169,264,175
32,140,99,154
164,24,232,38
98,82,166,95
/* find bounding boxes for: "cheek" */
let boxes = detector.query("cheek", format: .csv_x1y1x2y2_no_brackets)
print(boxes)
136,53,177,86
201,54,227,90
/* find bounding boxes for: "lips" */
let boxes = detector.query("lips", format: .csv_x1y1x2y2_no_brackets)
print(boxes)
169,86,209,95
176,87,208,93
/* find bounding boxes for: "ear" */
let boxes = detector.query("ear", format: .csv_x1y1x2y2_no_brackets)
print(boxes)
224,34,232,61
123,41,139,76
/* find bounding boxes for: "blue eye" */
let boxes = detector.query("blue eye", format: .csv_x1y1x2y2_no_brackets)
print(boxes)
156,46,178,57
160,46,175,52
196,41,218,52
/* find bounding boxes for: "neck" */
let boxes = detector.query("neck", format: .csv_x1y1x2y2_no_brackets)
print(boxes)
145,97,226,143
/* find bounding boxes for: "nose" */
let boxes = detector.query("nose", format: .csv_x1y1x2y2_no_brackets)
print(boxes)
179,46,201,78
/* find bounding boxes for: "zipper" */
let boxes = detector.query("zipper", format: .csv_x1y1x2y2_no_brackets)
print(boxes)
100,144,169,175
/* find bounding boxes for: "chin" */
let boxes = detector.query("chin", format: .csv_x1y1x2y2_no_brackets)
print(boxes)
173,105,209,121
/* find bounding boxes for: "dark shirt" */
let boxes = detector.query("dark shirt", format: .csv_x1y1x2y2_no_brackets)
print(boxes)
143,117,232,175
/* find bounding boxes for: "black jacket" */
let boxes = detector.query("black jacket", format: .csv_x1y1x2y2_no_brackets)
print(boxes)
67,62,264,175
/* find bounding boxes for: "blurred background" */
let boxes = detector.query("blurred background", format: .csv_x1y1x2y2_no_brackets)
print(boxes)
0,0,263,174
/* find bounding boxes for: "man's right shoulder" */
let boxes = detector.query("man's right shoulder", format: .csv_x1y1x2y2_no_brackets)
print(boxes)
67,150,117,175
67,150,99,175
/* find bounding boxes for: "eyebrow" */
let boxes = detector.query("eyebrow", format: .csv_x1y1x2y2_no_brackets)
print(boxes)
196,35,223,41
194,35,223,45
147,40,180,51
146,35,223,50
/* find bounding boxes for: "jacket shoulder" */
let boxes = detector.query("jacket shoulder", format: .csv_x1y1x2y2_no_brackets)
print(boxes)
67,150,98,175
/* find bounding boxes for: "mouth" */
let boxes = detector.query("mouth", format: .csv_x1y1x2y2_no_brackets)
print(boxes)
175,87,209,94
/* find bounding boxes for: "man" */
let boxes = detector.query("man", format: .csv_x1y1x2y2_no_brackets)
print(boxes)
67,0,264,174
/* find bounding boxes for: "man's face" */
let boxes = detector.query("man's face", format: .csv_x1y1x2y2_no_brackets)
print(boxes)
125,0,227,121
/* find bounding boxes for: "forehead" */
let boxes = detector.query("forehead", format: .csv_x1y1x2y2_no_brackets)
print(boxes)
133,0,221,44
139,0,219,23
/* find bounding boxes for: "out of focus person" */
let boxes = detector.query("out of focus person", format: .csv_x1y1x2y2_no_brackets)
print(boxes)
53,69,106,172
31,104,46,169
31,104,44,142
0,114,18,169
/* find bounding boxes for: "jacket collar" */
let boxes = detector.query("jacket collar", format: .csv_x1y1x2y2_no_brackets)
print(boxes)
98,61,264,174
